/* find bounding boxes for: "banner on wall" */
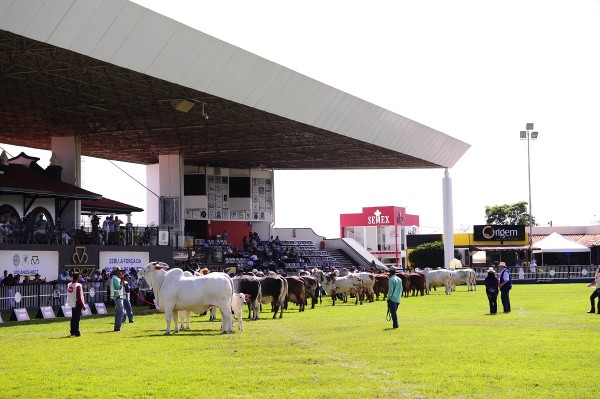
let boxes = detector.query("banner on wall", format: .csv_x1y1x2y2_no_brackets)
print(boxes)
0,250,59,280
99,251,149,274
473,225,526,242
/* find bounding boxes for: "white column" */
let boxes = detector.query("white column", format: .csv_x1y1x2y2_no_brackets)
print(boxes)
146,154,184,244
51,135,81,228
442,168,455,269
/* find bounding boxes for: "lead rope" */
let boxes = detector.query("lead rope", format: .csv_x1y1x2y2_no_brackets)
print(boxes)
130,287,156,306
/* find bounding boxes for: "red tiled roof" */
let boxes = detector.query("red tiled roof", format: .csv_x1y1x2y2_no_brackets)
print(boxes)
81,197,143,215
0,164,101,199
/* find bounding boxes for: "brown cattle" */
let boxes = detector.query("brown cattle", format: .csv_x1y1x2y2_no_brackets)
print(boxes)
284,276,306,312
398,272,411,298
409,272,426,296
300,275,320,308
373,274,389,300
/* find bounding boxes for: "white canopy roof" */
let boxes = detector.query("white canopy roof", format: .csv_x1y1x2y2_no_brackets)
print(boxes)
533,232,590,253
0,0,470,168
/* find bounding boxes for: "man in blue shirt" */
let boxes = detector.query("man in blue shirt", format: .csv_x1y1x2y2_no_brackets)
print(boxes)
387,266,402,329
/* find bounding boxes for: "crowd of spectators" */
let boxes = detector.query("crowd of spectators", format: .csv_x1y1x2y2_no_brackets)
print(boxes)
0,270,48,285
0,210,153,245
199,230,313,272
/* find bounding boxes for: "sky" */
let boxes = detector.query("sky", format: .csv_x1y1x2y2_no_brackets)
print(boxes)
3,0,600,239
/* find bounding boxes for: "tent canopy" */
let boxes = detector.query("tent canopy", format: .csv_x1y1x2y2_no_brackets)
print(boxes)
532,232,590,253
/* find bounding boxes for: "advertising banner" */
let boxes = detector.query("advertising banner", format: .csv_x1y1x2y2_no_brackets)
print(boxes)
473,225,526,242
99,251,149,273
0,250,59,280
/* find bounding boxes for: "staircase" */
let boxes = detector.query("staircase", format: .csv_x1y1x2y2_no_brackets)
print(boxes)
327,249,356,269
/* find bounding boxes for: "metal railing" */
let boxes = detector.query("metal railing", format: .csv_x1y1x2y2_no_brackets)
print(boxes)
0,281,110,312
1,264,595,315
0,280,153,314
0,223,165,246
471,264,595,282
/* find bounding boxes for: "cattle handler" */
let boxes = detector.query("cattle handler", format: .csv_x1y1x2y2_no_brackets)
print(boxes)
386,266,402,329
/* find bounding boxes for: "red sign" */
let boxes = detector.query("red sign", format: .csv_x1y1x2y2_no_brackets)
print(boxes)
340,206,419,228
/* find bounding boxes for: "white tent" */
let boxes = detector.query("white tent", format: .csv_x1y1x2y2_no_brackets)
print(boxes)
533,232,590,265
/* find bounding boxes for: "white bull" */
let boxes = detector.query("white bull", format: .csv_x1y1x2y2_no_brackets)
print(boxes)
138,262,234,335
178,270,201,331
450,268,477,291
421,267,453,295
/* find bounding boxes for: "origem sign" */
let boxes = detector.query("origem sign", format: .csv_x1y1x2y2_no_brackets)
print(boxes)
474,225,525,241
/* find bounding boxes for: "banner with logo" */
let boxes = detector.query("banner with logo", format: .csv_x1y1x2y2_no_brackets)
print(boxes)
0,250,59,280
99,251,149,274
473,225,526,242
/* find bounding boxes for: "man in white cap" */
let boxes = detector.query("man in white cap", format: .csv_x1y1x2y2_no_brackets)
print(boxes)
498,262,512,313
110,267,125,331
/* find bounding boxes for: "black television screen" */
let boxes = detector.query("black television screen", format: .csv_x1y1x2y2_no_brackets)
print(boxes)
229,176,250,198
184,174,206,196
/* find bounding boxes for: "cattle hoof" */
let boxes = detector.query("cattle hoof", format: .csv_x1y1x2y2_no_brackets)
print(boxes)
163,331,170,336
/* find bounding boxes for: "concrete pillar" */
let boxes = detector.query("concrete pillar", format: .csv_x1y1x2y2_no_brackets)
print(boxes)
442,168,455,269
51,135,81,229
146,154,184,244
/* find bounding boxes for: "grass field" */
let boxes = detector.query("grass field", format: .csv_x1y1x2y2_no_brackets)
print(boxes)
1,283,598,399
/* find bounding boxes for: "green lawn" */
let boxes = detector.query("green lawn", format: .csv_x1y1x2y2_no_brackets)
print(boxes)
0,283,598,399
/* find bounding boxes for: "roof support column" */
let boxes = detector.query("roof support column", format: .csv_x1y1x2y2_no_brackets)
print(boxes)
146,154,184,246
442,168,455,269
51,135,81,229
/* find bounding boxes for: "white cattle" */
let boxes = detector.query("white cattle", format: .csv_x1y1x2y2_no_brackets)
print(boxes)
352,272,376,302
313,269,363,305
138,262,234,335
178,270,200,331
450,268,477,291
231,293,246,332
420,267,453,295
209,292,247,331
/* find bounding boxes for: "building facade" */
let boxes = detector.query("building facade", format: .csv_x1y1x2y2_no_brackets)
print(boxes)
339,206,420,268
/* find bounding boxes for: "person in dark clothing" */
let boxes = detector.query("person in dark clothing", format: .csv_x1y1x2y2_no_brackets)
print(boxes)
498,262,512,313
586,265,600,313
484,267,499,314
386,266,402,329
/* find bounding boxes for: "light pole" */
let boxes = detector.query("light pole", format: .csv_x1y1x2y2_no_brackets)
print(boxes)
520,123,538,263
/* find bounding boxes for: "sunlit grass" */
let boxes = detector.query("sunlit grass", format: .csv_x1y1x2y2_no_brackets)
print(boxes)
1,283,598,398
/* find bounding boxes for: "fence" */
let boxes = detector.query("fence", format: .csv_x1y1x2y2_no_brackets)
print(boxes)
471,264,595,282
0,264,595,315
0,280,153,314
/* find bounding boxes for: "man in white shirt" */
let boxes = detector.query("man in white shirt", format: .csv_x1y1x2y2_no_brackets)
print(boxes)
66,272,87,337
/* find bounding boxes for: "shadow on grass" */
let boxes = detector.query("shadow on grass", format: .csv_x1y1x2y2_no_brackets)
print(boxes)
130,328,232,337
